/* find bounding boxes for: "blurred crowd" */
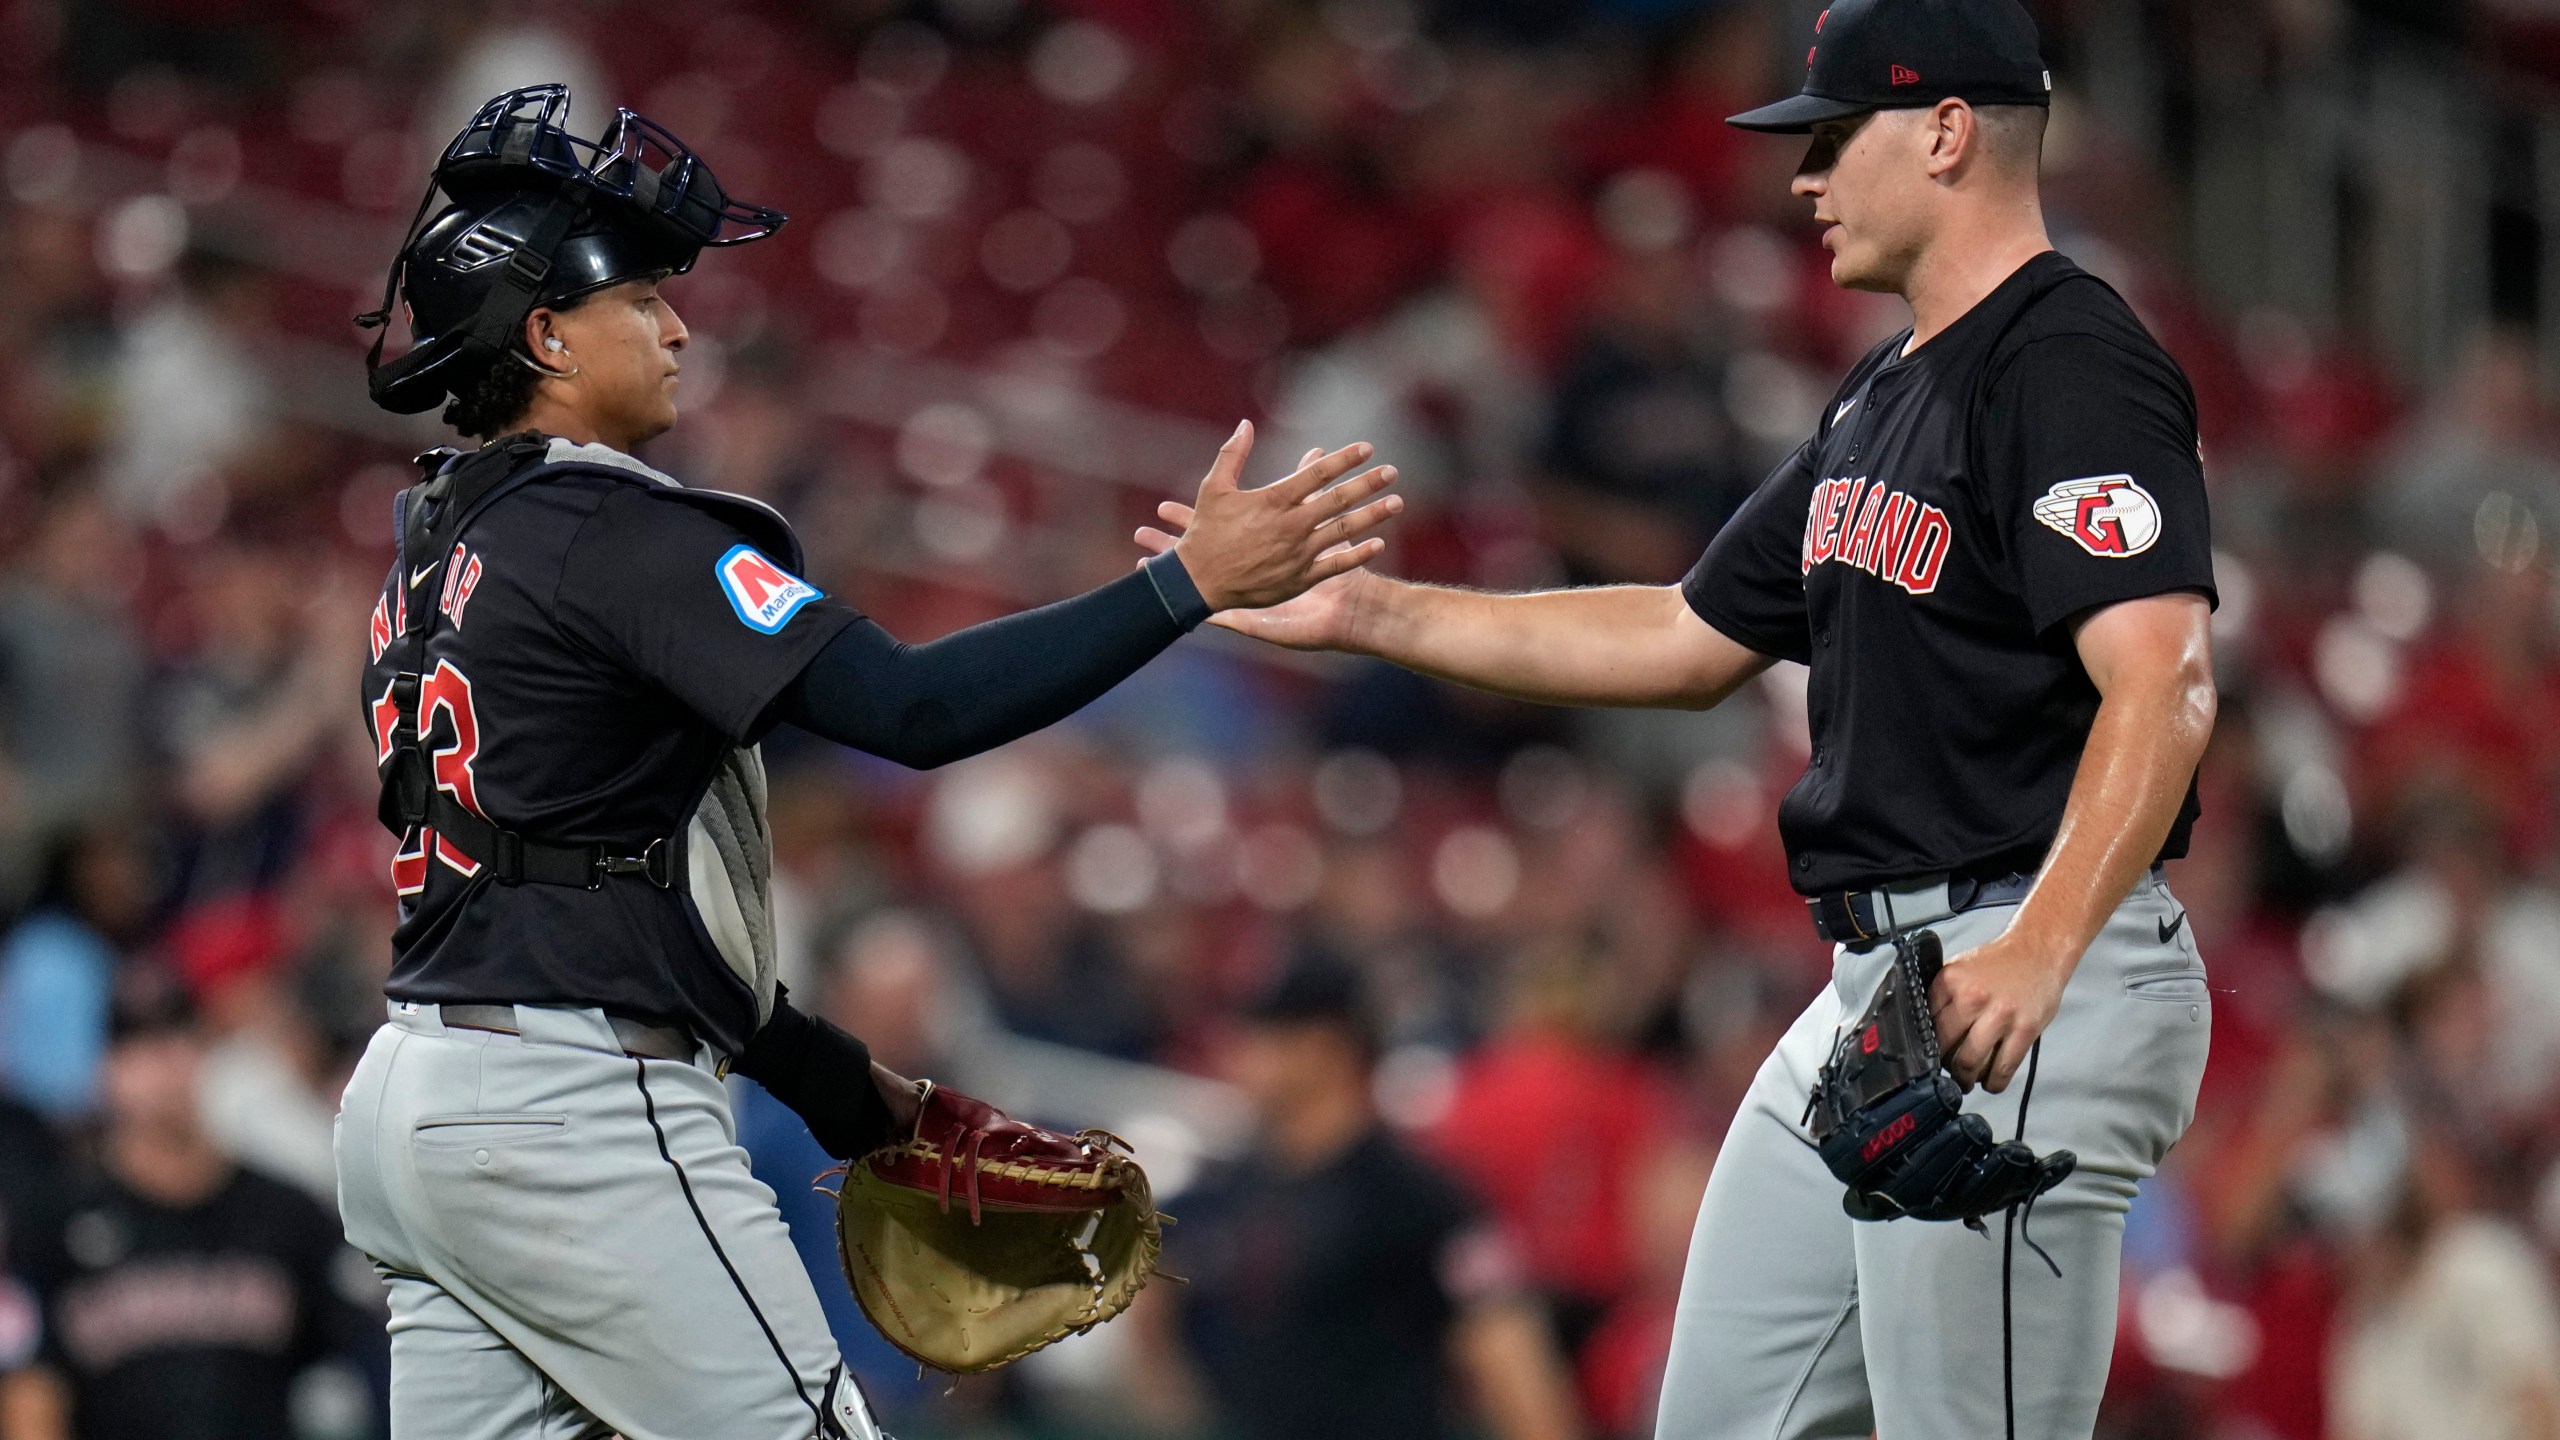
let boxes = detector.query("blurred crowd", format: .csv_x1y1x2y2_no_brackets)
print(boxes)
5,0,2560,1438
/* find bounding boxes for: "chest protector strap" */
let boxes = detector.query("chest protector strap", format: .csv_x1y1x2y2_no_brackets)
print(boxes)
376,433,675,889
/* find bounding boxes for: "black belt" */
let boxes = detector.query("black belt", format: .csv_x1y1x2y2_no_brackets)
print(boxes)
1807,871,2037,946
437,1003,696,1062
1806,864,2166,946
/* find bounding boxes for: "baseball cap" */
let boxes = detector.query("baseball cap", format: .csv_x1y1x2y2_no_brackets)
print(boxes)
1241,951,1379,1048
1727,0,2052,135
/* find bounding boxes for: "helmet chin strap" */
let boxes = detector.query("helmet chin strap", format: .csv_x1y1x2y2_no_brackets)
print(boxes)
461,193,589,357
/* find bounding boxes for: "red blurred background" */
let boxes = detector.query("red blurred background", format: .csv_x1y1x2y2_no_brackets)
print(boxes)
3,2,2559,1438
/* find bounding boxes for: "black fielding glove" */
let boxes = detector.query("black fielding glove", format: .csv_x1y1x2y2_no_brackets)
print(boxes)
734,988,902,1161
1804,932,2076,1235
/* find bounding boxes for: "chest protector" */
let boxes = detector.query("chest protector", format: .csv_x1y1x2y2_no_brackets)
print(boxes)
375,434,785,1026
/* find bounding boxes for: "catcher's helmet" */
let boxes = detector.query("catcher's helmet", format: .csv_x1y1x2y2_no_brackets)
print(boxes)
359,84,787,415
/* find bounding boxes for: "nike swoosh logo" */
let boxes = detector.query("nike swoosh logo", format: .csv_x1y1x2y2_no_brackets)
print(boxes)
2157,911,2187,945
1834,398,1857,424
410,564,437,588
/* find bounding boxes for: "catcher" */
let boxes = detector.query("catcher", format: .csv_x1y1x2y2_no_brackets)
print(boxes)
335,86,1394,1440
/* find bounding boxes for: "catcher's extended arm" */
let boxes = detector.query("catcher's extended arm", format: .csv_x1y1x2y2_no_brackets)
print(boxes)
832,1082,1165,1374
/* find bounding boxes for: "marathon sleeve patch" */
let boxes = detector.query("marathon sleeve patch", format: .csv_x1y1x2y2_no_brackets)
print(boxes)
557,488,858,742
716,544,824,634
2031,475,2162,557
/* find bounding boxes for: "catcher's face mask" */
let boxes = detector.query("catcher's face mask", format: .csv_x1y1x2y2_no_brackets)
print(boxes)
433,84,786,248
359,83,786,416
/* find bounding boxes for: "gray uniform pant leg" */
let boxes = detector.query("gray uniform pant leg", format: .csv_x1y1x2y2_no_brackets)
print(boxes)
377,1274,614,1440
335,1002,882,1440
1654,874,2210,1440
1653,968,1875,1440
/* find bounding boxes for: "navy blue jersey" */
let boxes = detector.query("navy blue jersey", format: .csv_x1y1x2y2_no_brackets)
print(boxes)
1683,253,2216,895
20,1166,373,1440
359,441,854,1054
1174,1127,1511,1440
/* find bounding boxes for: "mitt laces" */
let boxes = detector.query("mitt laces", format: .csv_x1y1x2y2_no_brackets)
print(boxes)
1898,939,1943,1064
917,1121,1130,1226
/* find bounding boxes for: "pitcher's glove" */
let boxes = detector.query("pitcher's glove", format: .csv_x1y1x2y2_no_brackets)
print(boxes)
1804,930,2076,1240
832,1082,1164,1374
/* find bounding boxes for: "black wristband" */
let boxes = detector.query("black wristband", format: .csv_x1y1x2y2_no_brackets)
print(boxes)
733,991,899,1161
1142,548,1212,631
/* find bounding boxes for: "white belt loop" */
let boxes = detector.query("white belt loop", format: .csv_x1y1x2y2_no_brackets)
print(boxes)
1880,879,1955,935
512,1004,627,1055
384,999,450,1035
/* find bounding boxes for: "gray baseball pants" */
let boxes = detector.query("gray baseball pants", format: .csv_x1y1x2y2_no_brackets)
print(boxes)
1652,873,2210,1440
335,1001,882,1440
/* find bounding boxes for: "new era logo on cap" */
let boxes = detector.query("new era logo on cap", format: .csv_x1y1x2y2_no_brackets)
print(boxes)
716,544,824,633
1728,0,2050,134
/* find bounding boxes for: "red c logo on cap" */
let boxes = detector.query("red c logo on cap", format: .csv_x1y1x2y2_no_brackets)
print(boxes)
1890,64,1921,86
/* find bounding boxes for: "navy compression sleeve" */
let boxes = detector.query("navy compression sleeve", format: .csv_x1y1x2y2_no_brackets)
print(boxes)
732,986,897,1160
772,549,1210,768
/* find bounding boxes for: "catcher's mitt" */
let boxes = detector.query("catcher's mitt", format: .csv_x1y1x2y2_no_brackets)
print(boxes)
832,1082,1164,1374
1804,930,2076,1233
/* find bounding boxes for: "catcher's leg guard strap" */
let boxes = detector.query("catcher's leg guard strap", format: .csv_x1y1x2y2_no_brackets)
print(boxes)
818,1365,889,1440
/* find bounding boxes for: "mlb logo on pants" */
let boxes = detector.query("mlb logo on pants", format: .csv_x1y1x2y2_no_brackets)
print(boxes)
717,544,824,633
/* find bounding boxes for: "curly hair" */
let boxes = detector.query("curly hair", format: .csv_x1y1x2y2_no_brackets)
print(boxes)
440,348,546,440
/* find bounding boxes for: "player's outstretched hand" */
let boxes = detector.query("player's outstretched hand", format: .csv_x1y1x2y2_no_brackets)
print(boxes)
1136,443,1394,651
1145,422,1400,614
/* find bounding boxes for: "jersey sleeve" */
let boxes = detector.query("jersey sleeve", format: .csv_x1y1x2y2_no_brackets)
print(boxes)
555,487,860,743
1982,333,2217,637
1680,439,1820,665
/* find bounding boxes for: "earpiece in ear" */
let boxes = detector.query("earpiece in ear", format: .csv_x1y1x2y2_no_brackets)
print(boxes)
544,337,566,352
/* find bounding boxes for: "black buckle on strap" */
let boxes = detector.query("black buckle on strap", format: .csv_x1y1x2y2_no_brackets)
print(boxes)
1809,891,1878,943
502,246,552,288
491,830,526,884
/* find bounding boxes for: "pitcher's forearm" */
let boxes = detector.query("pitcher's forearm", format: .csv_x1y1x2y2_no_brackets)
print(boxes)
2012,678,2211,957
1355,580,1768,709
2009,610,2216,967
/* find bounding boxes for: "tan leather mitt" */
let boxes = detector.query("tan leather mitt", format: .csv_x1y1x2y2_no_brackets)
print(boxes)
833,1081,1164,1374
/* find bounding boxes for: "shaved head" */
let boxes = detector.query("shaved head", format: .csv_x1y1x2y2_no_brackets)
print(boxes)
1974,104,2048,176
